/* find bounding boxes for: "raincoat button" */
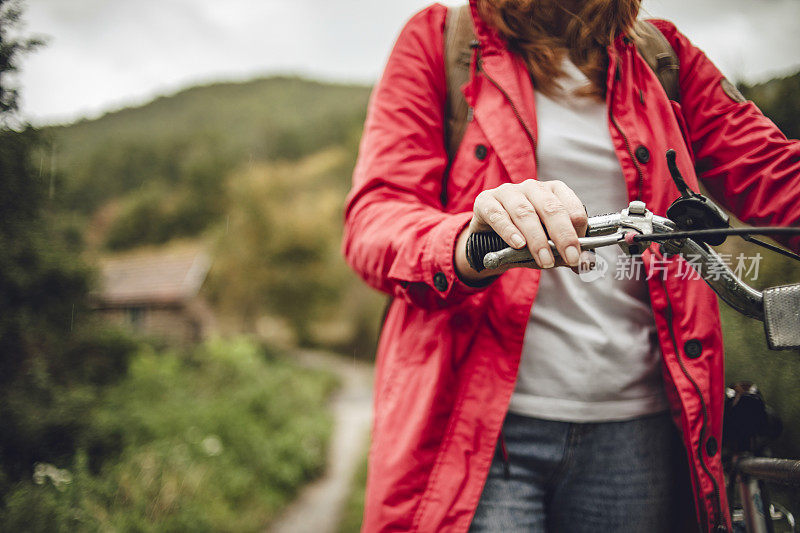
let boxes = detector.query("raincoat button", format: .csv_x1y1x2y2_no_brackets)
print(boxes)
706,437,718,457
433,272,449,292
475,144,488,161
635,145,650,164
684,339,702,359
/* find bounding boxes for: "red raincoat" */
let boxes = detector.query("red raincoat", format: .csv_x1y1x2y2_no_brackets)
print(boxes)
342,3,800,531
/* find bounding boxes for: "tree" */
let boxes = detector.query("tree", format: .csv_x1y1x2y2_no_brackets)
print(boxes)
0,0,136,495
0,0,43,119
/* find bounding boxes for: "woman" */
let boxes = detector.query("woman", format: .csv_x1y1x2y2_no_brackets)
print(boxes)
342,1,800,531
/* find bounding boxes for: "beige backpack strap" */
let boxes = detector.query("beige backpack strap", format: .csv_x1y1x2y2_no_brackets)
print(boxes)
444,4,476,162
631,20,680,102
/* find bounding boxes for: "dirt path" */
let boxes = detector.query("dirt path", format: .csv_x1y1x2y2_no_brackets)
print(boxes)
268,349,373,533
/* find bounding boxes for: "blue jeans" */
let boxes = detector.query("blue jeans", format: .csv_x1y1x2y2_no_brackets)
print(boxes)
469,411,688,532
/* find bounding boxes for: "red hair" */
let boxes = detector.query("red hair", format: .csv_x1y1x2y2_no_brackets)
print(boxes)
477,0,641,98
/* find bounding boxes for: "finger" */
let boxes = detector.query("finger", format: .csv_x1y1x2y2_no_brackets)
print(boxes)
471,191,526,249
547,180,589,238
569,250,597,275
494,184,553,268
526,182,581,267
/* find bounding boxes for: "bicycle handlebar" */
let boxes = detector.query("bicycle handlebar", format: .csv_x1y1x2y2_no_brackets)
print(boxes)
465,200,800,349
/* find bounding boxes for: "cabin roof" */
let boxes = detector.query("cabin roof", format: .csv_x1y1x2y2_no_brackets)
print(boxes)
94,244,211,307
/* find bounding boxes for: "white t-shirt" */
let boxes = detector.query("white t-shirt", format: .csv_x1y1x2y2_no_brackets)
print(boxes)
508,58,670,422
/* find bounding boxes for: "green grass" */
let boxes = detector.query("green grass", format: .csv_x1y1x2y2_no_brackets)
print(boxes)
0,337,338,532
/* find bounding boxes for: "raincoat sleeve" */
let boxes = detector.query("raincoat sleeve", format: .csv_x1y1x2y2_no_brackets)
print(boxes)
653,20,800,251
342,5,488,309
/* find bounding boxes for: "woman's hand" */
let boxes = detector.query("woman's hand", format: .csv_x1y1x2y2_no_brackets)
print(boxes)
455,179,589,283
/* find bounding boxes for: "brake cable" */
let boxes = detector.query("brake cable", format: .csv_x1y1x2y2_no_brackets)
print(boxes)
630,227,800,264
741,234,800,262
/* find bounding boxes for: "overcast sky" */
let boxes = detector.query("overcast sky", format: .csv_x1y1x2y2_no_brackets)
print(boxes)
14,0,800,125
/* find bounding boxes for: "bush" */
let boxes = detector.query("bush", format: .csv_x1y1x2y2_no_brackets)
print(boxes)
0,337,338,532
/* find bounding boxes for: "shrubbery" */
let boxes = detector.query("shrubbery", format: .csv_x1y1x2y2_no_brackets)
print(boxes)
0,338,338,532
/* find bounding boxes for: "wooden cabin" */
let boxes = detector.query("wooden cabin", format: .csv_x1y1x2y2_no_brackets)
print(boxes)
93,244,217,343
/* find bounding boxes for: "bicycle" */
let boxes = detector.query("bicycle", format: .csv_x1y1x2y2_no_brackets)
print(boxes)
724,381,798,533
465,150,800,533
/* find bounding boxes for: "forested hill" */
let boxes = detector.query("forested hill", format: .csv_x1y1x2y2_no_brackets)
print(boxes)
45,76,371,216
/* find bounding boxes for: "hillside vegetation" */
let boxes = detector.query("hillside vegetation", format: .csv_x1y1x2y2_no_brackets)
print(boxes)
47,76,370,215
43,76,385,353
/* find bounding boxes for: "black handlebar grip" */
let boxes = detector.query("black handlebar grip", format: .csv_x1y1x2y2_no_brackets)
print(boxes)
466,231,508,272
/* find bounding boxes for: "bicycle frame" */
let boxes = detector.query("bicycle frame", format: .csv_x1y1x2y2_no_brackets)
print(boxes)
729,455,800,533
